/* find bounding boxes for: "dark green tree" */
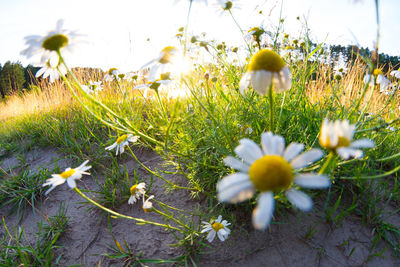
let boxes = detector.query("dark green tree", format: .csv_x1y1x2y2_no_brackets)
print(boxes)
0,61,26,96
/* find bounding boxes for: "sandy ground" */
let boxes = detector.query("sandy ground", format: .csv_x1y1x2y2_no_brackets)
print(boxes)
1,146,399,266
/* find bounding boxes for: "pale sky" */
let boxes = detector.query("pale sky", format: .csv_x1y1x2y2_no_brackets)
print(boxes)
0,0,399,72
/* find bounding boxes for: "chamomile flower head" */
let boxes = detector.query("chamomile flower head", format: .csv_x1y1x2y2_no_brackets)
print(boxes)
141,46,178,82
104,68,120,82
244,27,267,45
201,215,231,242
35,55,67,83
128,182,146,204
42,160,91,195
319,119,375,160
89,80,103,92
21,19,81,66
217,132,330,230
239,49,291,95
390,68,400,79
142,195,154,212
105,134,139,155
363,70,390,93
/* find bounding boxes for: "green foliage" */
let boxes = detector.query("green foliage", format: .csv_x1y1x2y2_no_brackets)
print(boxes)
0,61,26,97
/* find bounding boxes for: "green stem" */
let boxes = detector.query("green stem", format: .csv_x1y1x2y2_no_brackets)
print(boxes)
57,51,163,147
73,187,182,232
152,208,192,232
319,152,336,175
268,84,274,132
127,146,197,191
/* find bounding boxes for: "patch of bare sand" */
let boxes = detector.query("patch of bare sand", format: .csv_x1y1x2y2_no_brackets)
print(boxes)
1,147,198,266
199,203,400,267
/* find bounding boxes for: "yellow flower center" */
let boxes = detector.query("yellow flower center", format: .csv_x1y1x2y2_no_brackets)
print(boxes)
42,34,69,51
248,155,293,192
373,69,383,76
150,81,161,91
130,184,138,195
248,49,286,72
319,135,351,150
159,46,176,64
116,134,128,144
212,222,224,232
223,1,232,10
60,169,75,179
108,68,118,75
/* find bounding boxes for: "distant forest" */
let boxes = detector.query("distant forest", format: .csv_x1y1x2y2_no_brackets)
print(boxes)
0,44,399,99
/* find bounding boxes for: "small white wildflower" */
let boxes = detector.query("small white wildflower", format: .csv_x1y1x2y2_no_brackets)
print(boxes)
201,215,231,242
128,183,146,204
105,134,139,155
43,160,91,195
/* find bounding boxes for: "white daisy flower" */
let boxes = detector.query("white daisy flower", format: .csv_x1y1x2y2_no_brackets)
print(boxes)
319,119,375,160
141,46,178,82
35,56,67,83
142,195,154,212
128,182,146,204
239,49,291,96
21,19,81,66
363,69,390,93
244,27,270,47
104,68,120,82
390,69,400,79
89,80,103,92
217,132,330,230
81,85,94,94
201,215,231,242
43,160,91,195
214,0,239,14
105,134,139,155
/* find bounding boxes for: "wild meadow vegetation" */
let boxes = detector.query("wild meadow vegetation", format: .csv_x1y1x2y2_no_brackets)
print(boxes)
0,0,400,265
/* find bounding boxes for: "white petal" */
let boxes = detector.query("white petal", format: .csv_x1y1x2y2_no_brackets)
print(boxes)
105,142,117,151
283,143,304,162
201,226,212,233
252,192,274,230
223,156,250,172
251,70,272,95
261,132,285,156
239,72,251,95
337,147,363,160
285,189,313,211
128,195,135,204
207,230,216,242
350,138,375,149
216,173,250,191
217,180,255,204
217,230,226,241
234,139,263,165
66,178,77,188
294,174,331,188
290,149,323,169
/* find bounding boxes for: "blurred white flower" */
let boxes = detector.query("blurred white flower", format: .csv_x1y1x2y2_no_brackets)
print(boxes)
240,49,291,95
142,195,154,212
35,55,67,83
319,119,375,160
217,132,330,230
21,19,81,66
390,69,400,79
